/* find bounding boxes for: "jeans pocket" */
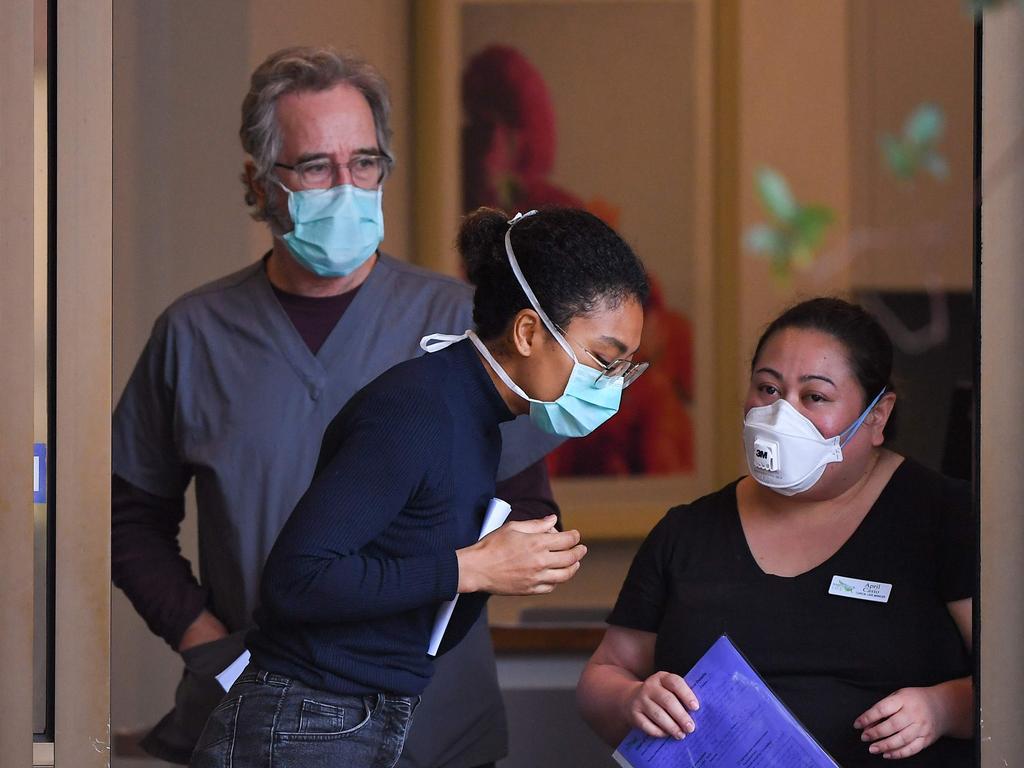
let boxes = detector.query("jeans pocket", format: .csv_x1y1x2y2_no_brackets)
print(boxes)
191,695,242,765
276,694,379,741
297,698,346,734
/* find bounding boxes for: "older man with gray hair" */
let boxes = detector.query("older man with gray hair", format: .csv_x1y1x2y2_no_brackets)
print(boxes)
112,46,560,768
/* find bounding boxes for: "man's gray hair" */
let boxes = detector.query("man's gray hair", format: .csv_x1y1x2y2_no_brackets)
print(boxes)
240,46,393,221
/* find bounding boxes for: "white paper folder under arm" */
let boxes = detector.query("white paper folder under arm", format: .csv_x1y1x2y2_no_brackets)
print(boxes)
216,649,250,691
427,497,512,656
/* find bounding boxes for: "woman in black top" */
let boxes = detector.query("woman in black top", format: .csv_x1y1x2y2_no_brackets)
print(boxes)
190,207,650,768
578,298,973,767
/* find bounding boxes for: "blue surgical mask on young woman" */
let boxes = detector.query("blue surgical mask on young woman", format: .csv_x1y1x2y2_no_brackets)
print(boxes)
277,182,384,277
419,210,623,439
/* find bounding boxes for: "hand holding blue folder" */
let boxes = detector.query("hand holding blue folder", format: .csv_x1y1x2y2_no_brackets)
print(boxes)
613,636,839,768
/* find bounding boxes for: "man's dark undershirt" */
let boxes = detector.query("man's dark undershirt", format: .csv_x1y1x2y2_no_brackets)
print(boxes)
269,281,360,355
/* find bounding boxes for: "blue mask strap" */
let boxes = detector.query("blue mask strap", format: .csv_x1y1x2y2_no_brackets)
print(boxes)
839,388,888,447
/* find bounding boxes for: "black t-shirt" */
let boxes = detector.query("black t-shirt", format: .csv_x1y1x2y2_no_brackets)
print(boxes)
608,458,974,767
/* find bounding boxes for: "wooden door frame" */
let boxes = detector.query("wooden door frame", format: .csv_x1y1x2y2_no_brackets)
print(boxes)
0,2,112,766
0,0,39,762
53,2,112,767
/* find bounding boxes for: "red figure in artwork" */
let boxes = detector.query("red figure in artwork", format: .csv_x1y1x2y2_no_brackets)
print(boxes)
462,44,694,476
463,44,586,212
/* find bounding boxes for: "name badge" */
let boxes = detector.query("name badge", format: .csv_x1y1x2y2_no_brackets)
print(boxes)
828,575,892,603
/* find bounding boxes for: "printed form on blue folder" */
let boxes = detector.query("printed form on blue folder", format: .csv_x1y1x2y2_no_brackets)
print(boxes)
613,635,839,768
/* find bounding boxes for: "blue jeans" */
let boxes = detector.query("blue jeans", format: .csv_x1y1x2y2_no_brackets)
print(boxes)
189,666,419,768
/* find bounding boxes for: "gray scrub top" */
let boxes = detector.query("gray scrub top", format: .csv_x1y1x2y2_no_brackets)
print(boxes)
112,253,560,634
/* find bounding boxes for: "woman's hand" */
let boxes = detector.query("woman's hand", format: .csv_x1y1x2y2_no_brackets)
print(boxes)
456,515,587,595
854,677,972,759
624,671,700,741
579,627,699,746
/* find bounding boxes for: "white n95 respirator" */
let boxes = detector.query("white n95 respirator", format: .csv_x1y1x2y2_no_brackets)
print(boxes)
742,390,885,496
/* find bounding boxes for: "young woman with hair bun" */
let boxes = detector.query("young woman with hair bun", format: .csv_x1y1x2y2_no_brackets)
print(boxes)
191,206,650,768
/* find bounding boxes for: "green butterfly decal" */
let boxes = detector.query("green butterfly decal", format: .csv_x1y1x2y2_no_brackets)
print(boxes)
745,167,835,281
881,104,949,181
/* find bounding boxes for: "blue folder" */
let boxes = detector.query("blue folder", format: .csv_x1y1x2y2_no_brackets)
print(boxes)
613,635,839,768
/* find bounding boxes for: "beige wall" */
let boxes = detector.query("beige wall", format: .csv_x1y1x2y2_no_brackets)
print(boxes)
980,6,1024,766
737,0,974,358
111,2,413,760
848,0,974,291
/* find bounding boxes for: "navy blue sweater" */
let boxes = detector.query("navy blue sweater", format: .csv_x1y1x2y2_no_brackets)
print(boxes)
247,339,513,696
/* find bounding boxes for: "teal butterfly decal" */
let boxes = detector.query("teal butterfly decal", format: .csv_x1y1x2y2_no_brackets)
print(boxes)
745,167,835,281
881,104,949,181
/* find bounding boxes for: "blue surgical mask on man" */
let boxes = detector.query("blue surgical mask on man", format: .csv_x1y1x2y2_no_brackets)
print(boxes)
277,182,384,277
420,211,623,439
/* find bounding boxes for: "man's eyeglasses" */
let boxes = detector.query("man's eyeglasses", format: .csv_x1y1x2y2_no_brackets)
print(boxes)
555,324,648,389
274,152,392,190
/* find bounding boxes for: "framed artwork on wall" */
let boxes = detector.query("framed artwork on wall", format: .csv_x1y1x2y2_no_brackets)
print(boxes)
414,0,716,537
